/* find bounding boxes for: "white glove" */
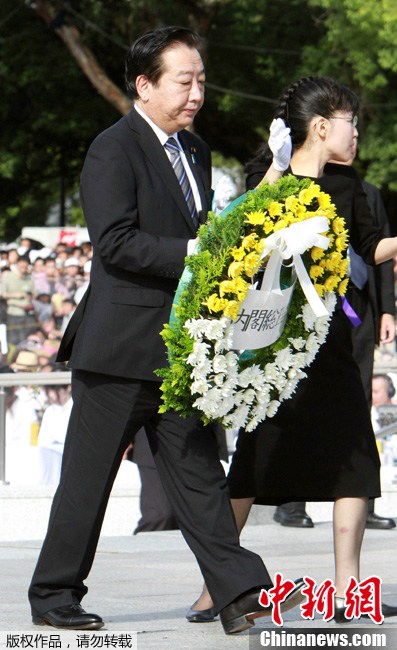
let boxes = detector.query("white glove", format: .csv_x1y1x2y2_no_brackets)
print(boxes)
268,118,292,172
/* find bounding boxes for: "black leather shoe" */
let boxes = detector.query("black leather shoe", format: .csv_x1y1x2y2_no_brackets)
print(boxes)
220,578,305,634
32,604,104,630
274,508,314,528
365,512,396,530
186,606,216,622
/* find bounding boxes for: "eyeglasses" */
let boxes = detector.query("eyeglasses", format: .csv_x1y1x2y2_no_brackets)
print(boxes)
330,115,358,127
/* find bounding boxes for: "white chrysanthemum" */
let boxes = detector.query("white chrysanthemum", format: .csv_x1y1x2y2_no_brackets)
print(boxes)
301,303,317,331
187,341,210,365
220,380,237,398
222,320,235,348
237,364,265,388
314,316,329,337
305,332,319,353
242,388,256,404
274,347,294,370
256,385,271,404
225,351,239,367
264,363,280,384
229,404,250,429
216,397,236,417
185,318,209,339
190,359,212,378
191,378,209,395
214,339,229,354
213,373,227,387
279,376,301,400
193,387,223,416
274,373,288,391
212,355,228,374
290,351,308,370
324,292,337,312
288,336,306,351
267,400,280,418
246,403,269,431
206,318,229,340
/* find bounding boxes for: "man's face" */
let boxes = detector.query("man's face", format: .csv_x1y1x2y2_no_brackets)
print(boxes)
17,259,29,275
137,44,205,134
372,377,392,407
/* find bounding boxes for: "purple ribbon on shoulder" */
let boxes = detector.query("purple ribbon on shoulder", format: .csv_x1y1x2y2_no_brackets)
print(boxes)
341,296,362,327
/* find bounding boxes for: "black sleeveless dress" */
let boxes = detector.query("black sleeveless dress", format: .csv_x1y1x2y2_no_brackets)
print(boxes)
227,165,382,504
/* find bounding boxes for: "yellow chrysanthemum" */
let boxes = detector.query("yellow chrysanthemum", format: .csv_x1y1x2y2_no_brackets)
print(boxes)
244,251,262,277
223,300,241,321
311,246,326,261
255,239,265,253
219,277,248,300
263,219,274,234
299,184,320,205
204,294,228,313
324,251,343,272
324,275,340,292
324,203,337,218
338,258,349,276
285,196,300,213
317,192,331,210
228,260,244,278
273,219,288,232
245,210,266,226
268,201,283,218
332,217,346,235
309,265,324,280
231,246,245,261
241,233,259,250
335,233,349,252
314,282,325,297
338,278,349,296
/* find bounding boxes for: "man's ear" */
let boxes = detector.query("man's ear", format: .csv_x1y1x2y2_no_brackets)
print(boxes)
135,75,150,102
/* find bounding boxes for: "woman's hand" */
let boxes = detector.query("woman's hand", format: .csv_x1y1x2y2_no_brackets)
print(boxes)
268,118,292,172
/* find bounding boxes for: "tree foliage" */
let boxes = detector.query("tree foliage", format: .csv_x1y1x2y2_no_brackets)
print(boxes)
0,0,396,240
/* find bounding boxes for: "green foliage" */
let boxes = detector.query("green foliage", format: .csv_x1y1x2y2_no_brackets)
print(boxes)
306,0,397,190
1,0,397,238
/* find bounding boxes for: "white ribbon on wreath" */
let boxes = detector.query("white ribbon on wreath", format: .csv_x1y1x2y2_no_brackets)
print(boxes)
260,215,330,317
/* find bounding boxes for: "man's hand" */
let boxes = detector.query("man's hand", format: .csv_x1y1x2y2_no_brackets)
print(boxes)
269,118,292,172
379,312,396,344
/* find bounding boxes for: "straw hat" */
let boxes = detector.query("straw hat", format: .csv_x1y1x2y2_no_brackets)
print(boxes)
11,350,39,371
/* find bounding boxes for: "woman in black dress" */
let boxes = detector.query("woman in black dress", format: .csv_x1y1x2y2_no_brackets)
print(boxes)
188,76,397,623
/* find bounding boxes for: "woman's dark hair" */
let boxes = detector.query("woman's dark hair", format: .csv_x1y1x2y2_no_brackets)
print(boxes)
125,26,204,99
245,76,360,177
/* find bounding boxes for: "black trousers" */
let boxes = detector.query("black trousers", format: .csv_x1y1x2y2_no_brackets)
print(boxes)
29,370,270,615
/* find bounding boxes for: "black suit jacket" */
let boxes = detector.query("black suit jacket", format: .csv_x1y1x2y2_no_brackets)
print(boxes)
58,108,212,380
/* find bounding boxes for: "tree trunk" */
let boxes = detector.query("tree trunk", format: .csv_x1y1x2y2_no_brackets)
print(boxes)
33,0,132,115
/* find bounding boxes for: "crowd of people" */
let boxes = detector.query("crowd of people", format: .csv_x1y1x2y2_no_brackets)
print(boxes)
0,238,92,353
0,239,91,485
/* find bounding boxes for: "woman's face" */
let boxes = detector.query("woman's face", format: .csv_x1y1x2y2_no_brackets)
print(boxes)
326,111,358,163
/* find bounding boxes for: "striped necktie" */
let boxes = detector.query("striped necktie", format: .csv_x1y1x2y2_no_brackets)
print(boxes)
164,137,198,228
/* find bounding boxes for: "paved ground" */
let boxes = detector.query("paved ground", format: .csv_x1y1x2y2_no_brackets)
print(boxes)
1,514,396,650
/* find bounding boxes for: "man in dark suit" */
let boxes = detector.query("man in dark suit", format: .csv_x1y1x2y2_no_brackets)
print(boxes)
28,27,303,635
